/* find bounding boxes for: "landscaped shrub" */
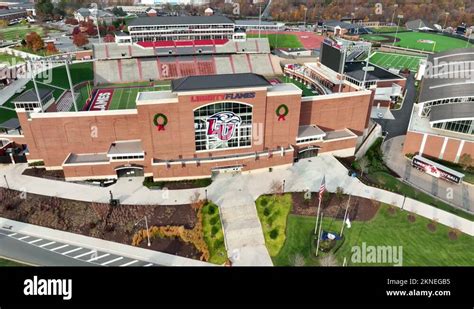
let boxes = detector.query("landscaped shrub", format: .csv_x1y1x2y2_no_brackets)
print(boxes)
207,204,216,215
269,228,279,239
211,226,219,236
263,207,271,217
209,216,218,226
260,199,268,207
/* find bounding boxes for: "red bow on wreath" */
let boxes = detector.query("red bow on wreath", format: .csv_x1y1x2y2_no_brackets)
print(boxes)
153,113,168,131
276,104,289,121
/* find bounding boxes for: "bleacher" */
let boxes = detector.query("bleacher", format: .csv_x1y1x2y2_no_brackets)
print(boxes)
55,91,78,112
93,37,277,85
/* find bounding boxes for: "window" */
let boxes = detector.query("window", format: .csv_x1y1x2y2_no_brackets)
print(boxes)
110,155,144,161
194,102,252,151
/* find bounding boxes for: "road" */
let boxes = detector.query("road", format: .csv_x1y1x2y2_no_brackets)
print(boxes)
0,228,157,267
374,73,416,140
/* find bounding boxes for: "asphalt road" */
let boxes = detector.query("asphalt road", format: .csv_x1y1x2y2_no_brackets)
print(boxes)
374,73,417,140
0,228,157,267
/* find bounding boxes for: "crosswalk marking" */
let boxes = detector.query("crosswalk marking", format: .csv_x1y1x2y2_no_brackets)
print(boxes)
18,236,30,240
62,247,82,255
28,239,43,244
39,241,56,248
144,263,153,267
101,257,123,266
8,233,17,237
51,244,69,251
87,253,109,262
74,250,96,259
120,260,138,267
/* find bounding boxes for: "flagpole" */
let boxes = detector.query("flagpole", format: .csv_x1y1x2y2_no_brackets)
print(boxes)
315,212,324,257
343,257,347,267
315,175,325,234
340,194,351,236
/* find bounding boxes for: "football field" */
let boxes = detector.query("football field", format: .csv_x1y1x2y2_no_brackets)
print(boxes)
369,52,425,72
108,84,171,110
387,32,473,52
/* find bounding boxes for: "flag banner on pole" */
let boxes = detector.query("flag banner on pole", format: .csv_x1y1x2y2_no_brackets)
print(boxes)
345,217,351,229
318,175,326,201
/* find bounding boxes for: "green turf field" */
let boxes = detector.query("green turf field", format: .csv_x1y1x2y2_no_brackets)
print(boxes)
369,26,405,33
247,33,303,49
107,85,170,110
35,62,94,89
369,52,425,72
387,32,473,52
362,35,390,41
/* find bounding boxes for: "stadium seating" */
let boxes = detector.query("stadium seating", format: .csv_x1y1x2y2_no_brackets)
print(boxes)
249,54,275,76
55,91,78,112
95,60,121,84
140,58,160,81
231,55,251,73
121,59,141,82
214,56,234,74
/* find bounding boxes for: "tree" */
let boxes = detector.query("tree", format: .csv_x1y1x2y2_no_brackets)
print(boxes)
25,32,44,52
358,156,370,179
65,18,79,25
0,20,8,28
72,32,89,48
72,26,81,35
45,42,58,55
103,33,115,43
458,154,473,171
35,0,54,21
335,186,344,204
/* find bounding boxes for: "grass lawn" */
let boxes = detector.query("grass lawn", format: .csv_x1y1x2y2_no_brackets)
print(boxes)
386,32,473,52
255,194,292,256
202,202,227,265
0,53,24,66
369,52,426,72
0,257,26,266
0,24,48,41
247,33,303,49
0,107,17,124
274,204,474,266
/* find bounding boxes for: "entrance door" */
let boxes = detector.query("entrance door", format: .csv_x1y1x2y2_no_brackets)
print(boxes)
115,166,145,178
298,147,319,159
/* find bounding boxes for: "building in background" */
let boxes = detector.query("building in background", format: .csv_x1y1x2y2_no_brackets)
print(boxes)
403,48,474,163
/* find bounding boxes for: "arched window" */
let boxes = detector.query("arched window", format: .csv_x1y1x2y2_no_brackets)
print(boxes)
194,102,253,151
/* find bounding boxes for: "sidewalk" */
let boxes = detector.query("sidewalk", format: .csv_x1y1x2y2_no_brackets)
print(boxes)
382,135,474,213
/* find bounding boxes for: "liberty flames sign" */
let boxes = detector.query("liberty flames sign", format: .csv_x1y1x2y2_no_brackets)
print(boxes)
206,111,242,141
191,92,256,102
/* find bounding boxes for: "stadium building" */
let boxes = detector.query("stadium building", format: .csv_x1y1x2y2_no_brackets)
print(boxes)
5,73,373,181
403,48,474,162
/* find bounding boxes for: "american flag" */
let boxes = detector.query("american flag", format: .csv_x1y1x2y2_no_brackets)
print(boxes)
319,175,326,201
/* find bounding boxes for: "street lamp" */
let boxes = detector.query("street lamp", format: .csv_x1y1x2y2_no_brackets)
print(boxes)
135,216,151,247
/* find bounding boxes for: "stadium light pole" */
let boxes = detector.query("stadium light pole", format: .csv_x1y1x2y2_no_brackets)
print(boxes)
29,60,44,113
303,7,308,30
258,2,262,39
390,4,398,26
393,15,403,45
443,12,449,32
65,60,78,112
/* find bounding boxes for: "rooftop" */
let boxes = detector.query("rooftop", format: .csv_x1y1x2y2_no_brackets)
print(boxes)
344,61,403,81
0,8,26,16
12,88,53,103
418,48,474,103
171,73,271,92
64,153,109,165
430,103,474,123
128,15,234,27
108,140,144,156
298,125,326,138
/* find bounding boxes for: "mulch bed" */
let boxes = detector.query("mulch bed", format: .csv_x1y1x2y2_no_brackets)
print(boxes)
291,192,380,221
22,167,65,180
448,230,459,241
0,187,198,259
407,214,416,222
427,222,437,232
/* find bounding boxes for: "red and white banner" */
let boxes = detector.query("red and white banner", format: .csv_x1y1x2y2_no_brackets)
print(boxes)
89,89,114,111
